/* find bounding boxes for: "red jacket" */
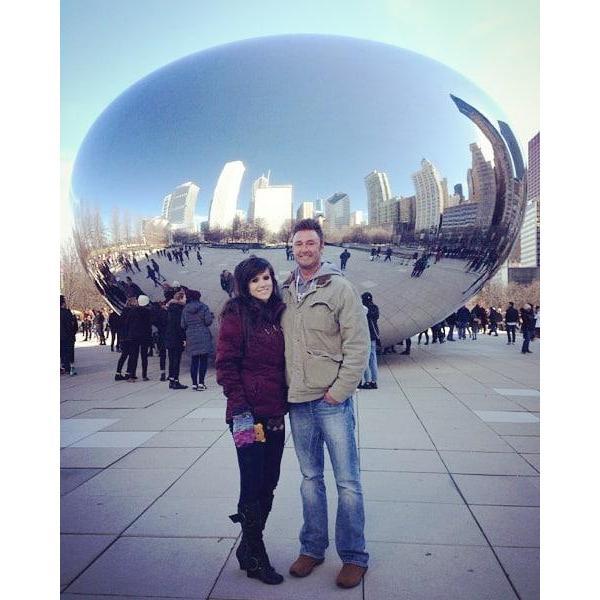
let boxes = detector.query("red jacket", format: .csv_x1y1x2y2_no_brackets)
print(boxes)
216,306,287,422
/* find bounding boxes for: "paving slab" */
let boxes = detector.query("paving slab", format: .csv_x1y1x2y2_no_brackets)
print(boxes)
360,471,463,504
365,501,487,545
502,435,540,453
439,451,538,476
453,474,540,506
123,496,243,538
61,494,157,534
470,505,540,547
360,449,446,473
141,430,225,447
63,467,184,498
110,447,207,469
522,453,540,472
60,447,134,468
60,534,117,587
61,468,103,495
64,537,234,598
60,418,120,447
363,541,517,600
495,547,540,600
69,431,159,448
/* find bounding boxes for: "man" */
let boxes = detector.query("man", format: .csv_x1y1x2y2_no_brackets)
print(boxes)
384,247,393,262
505,302,519,345
281,219,369,589
339,248,351,271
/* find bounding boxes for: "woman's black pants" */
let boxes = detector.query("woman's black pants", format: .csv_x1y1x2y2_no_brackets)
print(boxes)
231,419,285,512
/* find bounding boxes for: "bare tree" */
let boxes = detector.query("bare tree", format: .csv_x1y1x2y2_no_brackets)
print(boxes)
60,239,105,311
111,207,121,245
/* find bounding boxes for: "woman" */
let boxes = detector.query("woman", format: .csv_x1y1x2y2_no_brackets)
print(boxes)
114,296,137,380
215,257,287,585
164,290,188,389
181,289,214,390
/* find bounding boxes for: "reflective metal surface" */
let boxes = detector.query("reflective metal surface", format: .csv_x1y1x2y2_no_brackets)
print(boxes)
70,35,526,346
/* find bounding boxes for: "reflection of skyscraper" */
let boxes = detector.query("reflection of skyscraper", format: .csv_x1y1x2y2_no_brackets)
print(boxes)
469,143,497,228
454,184,464,202
161,182,199,232
399,195,416,230
209,161,245,229
364,171,391,227
412,159,444,233
253,176,293,233
248,172,270,223
350,210,365,226
324,193,351,230
314,198,324,216
297,202,314,220
499,121,526,180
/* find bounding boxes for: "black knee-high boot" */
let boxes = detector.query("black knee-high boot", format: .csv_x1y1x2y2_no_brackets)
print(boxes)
229,500,283,585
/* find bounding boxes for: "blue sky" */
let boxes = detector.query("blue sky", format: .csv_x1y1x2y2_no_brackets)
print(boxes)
61,0,538,226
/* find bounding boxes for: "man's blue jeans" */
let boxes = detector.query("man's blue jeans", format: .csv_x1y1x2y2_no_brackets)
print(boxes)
289,397,369,567
363,340,378,383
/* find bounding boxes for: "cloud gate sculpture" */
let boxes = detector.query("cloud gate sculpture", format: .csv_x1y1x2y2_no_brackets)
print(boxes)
70,34,527,347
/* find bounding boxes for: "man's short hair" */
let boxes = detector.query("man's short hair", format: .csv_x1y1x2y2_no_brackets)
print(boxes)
291,218,324,243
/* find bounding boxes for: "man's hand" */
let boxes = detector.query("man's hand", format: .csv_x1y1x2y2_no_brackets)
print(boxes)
323,390,340,405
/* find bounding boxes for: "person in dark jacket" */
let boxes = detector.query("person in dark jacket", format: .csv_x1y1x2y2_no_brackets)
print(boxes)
114,296,138,380
93,310,106,345
126,295,153,381
124,276,144,299
150,258,166,281
181,289,214,390
60,295,78,375
431,321,445,343
505,302,520,345
339,248,351,271
488,307,501,336
456,305,471,340
520,303,536,354
165,290,188,389
358,292,380,389
146,264,160,287
108,310,121,351
150,301,168,381
445,312,457,341
215,256,287,585
220,270,235,298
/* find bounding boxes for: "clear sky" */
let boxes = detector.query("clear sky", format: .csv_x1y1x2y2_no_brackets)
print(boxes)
60,0,539,227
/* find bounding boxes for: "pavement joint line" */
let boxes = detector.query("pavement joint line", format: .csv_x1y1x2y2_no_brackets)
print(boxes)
385,361,525,600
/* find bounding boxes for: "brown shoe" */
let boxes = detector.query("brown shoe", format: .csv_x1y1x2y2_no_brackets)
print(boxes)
289,554,325,577
336,563,368,588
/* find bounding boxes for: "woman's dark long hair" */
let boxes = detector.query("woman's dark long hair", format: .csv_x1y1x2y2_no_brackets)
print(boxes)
220,257,284,347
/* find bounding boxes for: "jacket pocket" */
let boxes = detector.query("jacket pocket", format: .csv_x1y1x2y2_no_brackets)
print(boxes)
304,351,342,389
305,301,337,334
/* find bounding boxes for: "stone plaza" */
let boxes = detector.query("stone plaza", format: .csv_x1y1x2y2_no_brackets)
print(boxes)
61,294,540,599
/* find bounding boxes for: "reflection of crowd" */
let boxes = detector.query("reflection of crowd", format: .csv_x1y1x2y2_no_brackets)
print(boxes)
399,303,540,356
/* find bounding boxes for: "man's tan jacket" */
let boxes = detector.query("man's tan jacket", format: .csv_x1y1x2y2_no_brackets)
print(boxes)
281,265,369,404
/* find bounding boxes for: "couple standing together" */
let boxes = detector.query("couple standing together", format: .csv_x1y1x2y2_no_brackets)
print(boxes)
216,218,369,589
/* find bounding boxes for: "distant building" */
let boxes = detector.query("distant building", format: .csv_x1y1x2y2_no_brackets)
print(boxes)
248,172,270,223
519,132,540,267
378,197,400,227
142,217,170,247
412,158,444,233
527,133,540,202
209,161,245,230
350,210,365,227
296,201,314,220
235,209,246,222
399,195,416,230
324,192,351,231
314,198,324,215
161,182,199,232
364,170,392,227
441,202,478,230
254,183,293,233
